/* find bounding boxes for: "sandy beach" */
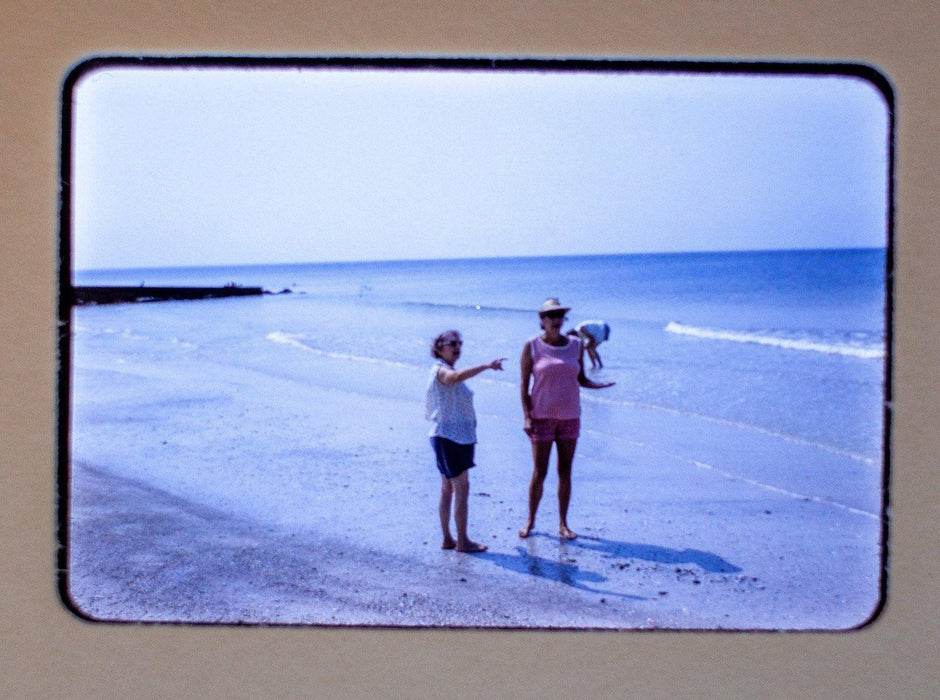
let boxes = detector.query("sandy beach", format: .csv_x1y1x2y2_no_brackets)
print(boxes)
66,324,883,630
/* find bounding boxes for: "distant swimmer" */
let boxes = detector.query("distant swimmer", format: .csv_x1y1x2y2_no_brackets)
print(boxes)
567,320,611,369
426,329,506,553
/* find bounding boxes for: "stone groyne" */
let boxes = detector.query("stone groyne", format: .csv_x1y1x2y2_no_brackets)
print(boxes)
71,285,269,306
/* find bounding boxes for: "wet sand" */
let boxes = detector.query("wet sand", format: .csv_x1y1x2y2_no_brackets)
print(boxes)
65,350,882,628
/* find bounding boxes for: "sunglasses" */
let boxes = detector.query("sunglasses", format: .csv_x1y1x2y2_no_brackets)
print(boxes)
541,310,567,320
443,340,463,348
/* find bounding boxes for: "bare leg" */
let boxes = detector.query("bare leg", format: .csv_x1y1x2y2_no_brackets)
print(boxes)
519,440,552,538
590,347,603,369
585,338,600,368
453,470,487,552
556,438,578,539
439,475,456,549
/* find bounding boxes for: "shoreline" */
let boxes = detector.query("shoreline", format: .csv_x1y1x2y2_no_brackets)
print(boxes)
66,450,882,629
66,348,883,629
65,290,884,630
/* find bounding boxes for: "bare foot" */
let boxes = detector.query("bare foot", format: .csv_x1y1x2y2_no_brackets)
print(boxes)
456,541,488,553
518,525,534,538
442,536,457,550
559,526,578,540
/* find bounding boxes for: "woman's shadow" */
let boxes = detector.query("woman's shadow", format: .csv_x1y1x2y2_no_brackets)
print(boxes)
478,534,740,599
479,544,649,600
571,535,742,574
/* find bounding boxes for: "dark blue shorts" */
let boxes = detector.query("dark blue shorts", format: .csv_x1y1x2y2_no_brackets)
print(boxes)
430,437,475,479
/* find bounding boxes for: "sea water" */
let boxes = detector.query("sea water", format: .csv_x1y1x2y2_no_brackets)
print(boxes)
73,248,888,467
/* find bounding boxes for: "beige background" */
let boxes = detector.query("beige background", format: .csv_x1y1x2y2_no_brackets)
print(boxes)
3,2,937,696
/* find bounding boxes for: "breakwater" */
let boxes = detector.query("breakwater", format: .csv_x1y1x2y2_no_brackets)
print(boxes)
71,285,267,306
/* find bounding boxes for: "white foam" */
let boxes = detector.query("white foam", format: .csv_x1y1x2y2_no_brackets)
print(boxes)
89,327,149,341
266,330,308,350
665,322,884,359
582,392,877,464
266,331,413,369
581,427,881,520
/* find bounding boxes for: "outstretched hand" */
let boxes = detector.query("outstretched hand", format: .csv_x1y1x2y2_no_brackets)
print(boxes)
489,358,508,371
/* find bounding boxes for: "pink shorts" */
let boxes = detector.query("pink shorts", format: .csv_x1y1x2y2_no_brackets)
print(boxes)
529,417,580,442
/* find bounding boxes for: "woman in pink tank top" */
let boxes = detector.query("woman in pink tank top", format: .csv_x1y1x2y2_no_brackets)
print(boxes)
519,298,615,540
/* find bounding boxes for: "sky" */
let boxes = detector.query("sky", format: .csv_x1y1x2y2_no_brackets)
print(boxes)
70,62,891,271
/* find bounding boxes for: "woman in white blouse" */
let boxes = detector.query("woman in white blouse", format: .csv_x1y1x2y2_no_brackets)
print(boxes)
426,330,506,553
426,331,506,553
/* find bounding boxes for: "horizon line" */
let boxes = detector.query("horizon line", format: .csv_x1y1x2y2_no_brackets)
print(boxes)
73,245,887,274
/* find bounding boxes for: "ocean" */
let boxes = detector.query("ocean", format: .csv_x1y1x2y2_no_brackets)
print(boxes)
73,248,888,464
68,247,888,627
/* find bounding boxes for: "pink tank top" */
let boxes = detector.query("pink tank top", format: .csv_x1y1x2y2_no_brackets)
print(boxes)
529,335,581,420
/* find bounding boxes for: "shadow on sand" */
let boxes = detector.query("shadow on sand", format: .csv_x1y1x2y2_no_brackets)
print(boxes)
477,533,741,600
479,544,649,601
570,535,742,574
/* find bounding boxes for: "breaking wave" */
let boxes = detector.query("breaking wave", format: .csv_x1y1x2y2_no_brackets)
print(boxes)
664,322,885,360
266,331,414,369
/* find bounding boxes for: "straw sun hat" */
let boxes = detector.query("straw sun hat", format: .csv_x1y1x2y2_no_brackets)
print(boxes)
538,297,571,315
